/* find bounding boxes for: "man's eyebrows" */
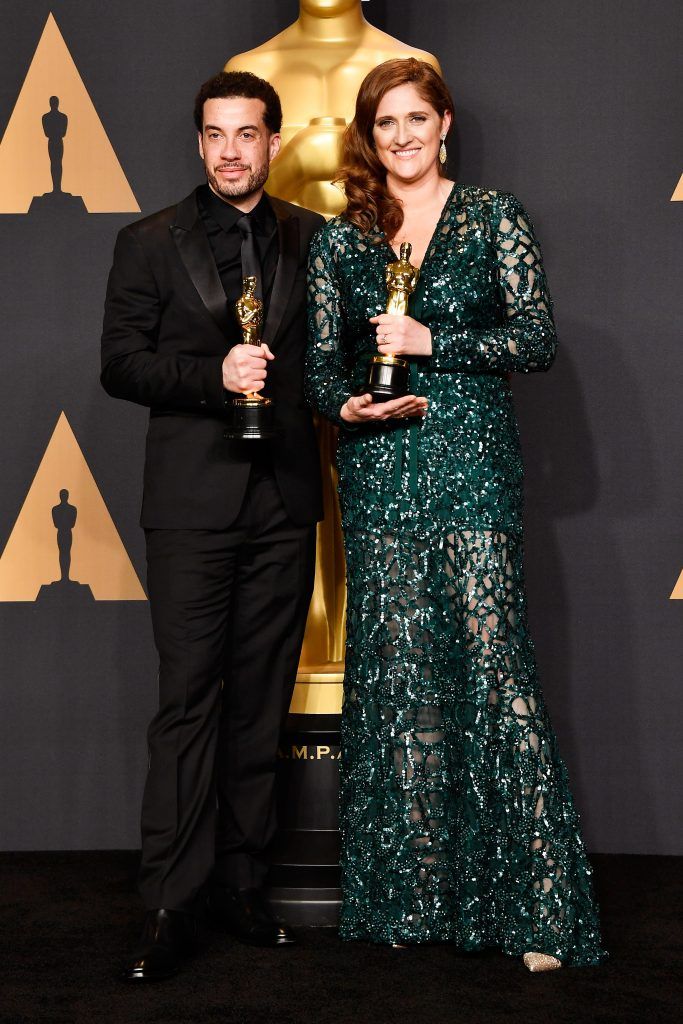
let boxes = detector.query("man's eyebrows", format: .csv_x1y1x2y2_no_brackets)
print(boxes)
203,123,262,133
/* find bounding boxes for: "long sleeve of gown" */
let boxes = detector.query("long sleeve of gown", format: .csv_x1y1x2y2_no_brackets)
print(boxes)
427,193,557,374
305,230,355,426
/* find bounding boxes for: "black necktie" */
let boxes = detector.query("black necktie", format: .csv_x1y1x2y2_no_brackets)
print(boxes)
236,214,263,302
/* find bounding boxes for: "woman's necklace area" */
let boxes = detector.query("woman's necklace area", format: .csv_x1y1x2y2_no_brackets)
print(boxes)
390,180,455,267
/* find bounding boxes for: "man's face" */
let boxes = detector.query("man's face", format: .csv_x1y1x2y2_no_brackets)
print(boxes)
198,96,281,203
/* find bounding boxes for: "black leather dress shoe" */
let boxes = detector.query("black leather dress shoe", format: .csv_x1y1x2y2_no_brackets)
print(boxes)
208,887,296,947
121,908,197,982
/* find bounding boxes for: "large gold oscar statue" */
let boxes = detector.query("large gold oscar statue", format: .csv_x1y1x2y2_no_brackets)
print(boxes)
226,0,440,713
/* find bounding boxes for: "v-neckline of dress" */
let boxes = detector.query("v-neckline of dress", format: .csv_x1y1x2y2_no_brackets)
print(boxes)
380,182,459,275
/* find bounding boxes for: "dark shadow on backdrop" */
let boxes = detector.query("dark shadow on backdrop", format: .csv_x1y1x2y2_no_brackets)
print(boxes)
515,319,658,849
448,104,485,189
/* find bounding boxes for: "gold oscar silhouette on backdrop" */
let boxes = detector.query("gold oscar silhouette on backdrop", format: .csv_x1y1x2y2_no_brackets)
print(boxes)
226,1,440,712
0,412,146,602
0,13,138,214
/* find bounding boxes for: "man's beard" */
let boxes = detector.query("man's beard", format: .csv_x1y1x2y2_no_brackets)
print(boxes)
206,161,269,201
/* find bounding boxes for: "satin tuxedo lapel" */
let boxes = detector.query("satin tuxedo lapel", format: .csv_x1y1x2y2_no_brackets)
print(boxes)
169,191,300,346
262,198,300,351
170,192,232,337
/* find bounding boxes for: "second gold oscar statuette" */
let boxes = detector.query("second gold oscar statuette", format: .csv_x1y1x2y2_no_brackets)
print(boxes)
366,242,420,402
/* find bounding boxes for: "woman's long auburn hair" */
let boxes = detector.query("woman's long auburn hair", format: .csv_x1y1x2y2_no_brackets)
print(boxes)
336,58,455,238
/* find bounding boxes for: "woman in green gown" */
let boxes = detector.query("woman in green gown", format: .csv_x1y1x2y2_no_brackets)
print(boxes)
305,58,605,968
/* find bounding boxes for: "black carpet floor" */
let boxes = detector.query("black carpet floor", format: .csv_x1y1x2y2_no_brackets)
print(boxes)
0,853,680,1024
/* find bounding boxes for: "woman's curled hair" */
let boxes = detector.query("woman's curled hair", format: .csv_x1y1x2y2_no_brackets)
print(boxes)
336,58,454,238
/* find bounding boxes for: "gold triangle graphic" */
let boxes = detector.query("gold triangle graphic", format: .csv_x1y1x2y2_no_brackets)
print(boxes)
0,13,139,213
672,174,683,202
0,412,146,601
670,569,683,599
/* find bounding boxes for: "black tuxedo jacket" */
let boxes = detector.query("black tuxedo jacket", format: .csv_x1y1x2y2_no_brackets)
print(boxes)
101,190,325,529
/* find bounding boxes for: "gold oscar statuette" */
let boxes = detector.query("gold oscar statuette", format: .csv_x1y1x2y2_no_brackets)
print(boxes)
224,275,276,440
226,1,442,707
367,241,420,402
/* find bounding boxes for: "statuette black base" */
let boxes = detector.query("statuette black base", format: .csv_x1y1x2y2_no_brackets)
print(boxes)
367,355,409,402
225,396,276,440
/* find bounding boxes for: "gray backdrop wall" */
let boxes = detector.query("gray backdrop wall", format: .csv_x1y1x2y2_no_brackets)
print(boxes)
0,0,681,854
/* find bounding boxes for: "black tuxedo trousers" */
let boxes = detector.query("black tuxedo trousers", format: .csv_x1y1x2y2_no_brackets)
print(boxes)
140,463,315,909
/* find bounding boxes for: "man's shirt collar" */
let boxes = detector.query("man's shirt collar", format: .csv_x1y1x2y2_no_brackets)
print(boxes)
199,185,275,235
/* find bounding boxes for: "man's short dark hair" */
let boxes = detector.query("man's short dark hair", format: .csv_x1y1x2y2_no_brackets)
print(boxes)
194,71,283,135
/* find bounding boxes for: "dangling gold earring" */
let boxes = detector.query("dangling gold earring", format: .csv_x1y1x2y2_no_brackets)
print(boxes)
439,135,447,165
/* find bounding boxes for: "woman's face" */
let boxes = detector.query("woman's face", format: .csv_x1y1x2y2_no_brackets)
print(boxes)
371,83,451,186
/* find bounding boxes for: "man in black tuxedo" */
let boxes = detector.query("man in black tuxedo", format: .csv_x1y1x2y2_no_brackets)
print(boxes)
101,71,324,981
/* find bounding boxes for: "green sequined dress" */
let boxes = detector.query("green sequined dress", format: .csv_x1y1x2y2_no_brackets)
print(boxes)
305,184,605,965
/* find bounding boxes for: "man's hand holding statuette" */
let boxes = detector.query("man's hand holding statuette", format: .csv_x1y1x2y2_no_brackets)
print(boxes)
222,343,275,395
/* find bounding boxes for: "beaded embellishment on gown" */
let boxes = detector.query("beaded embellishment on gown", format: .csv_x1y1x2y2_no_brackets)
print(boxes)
305,185,606,965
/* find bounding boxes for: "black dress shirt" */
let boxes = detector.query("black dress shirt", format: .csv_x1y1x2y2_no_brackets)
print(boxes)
197,184,279,343
197,185,279,470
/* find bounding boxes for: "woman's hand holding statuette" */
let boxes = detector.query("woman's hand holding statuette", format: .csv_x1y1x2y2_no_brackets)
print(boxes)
370,314,433,357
